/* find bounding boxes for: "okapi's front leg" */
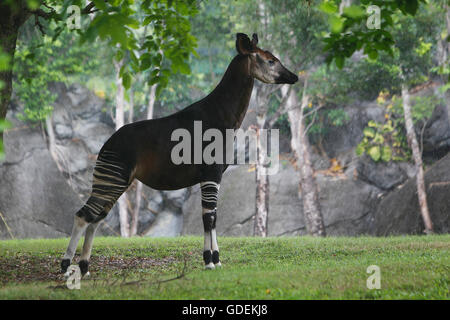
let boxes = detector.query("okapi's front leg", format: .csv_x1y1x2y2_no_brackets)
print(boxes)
201,181,221,269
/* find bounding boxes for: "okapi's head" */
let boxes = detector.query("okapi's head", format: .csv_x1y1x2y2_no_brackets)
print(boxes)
236,33,298,85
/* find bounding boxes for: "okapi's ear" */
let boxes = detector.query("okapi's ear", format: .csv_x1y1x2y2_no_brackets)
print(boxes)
236,33,253,55
251,33,258,46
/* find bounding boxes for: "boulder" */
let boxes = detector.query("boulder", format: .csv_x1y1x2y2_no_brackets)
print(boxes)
0,115,83,239
143,210,183,237
356,155,415,190
322,101,384,158
371,152,450,235
422,89,450,158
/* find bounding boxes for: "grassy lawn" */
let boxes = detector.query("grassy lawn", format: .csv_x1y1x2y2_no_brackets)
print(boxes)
0,235,448,299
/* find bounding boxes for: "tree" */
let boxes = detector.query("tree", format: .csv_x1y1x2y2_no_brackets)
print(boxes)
0,0,198,142
322,0,447,234
283,77,326,236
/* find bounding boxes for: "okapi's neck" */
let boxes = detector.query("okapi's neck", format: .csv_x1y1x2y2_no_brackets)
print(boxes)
205,55,254,129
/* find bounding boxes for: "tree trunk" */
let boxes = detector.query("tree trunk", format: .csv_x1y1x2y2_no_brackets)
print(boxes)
44,115,65,173
0,2,30,130
254,117,270,237
130,84,157,236
128,88,134,124
114,59,130,237
401,83,433,234
252,83,272,237
285,83,326,237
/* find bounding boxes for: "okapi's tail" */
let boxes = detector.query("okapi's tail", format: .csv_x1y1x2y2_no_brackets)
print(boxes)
76,150,133,223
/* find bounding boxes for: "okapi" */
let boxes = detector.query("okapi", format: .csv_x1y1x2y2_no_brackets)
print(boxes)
61,33,298,276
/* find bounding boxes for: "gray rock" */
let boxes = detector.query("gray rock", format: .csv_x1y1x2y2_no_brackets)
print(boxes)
182,163,380,237
72,121,114,154
162,189,189,209
54,123,73,139
356,156,412,190
371,152,450,235
422,92,450,157
182,165,259,237
55,140,89,174
322,101,384,157
144,211,183,237
0,115,83,239
316,174,380,235
311,151,331,171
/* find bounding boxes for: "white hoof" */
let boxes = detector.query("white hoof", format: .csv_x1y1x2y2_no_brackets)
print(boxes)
205,262,215,270
214,262,222,268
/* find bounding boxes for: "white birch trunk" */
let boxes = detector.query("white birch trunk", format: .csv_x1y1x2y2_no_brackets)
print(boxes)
401,83,433,234
285,82,326,237
130,85,157,236
114,59,130,238
254,114,269,237
45,115,64,173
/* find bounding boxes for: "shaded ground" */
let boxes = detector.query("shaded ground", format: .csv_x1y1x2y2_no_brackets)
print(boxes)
0,254,177,284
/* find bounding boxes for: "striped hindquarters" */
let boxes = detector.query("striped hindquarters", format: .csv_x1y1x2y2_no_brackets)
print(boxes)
76,150,132,223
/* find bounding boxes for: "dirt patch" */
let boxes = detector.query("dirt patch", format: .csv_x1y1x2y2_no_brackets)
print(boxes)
0,254,178,284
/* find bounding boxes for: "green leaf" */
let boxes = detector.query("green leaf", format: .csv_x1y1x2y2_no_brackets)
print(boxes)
356,143,365,156
122,72,132,90
381,146,392,162
343,5,365,19
0,51,11,71
363,127,375,138
26,0,40,10
368,50,378,60
404,0,419,16
373,133,384,144
319,2,338,14
335,56,344,69
368,146,381,161
140,56,152,71
0,119,11,131
92,0,108,10
329,15,344,34
115,50,124,62
367,120,377,128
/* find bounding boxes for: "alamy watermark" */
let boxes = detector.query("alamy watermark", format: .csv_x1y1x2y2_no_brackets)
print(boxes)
65,265,81,289
366,5,381,30
366,265,381,289
171,121,280,175
67,5,81,30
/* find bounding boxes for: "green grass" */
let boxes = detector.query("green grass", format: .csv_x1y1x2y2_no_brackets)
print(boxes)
0,235,448,299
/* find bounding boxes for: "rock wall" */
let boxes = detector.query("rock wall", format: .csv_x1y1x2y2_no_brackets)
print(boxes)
372,152,450,235
182,164,381,237
0,114,82,239
0,83,188,239
0,82,448,239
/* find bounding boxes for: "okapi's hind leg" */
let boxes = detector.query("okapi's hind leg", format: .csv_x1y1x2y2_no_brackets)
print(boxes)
61,150,133,277
61,215,88,275
201,181,221,269
78,221,100,277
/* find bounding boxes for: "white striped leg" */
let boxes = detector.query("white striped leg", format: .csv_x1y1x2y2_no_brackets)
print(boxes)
62,149,131,275
78,222,100,277
201,182,221,269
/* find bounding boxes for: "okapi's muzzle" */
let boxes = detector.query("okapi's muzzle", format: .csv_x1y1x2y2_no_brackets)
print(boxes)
275,66,298,85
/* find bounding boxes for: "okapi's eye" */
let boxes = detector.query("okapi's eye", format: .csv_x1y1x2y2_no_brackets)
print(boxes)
268,60,275,66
